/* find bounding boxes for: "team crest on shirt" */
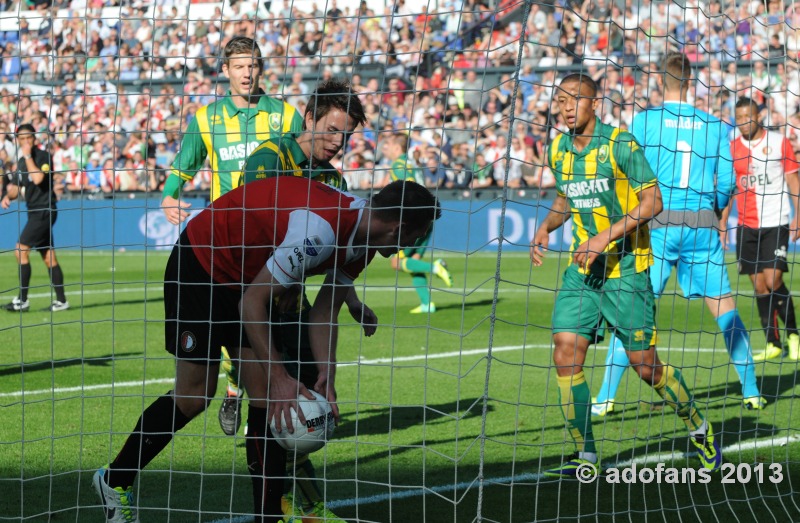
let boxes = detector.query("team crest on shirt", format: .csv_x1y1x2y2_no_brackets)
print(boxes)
269,113,282,131
597,145,609,164
554,151,564,162
180,331,197,352
763,146,772,155
210,114,222,125
304,236,322,256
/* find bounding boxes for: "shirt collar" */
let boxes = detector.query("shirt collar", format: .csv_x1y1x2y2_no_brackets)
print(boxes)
222,88,268,116
566,117,600,154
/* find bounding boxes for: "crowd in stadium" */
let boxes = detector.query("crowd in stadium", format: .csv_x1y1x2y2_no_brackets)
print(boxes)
0,0,798,197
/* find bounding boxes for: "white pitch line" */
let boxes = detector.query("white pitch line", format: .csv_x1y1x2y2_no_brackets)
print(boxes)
206,434,800,522
6,284,796,302
0,343,730,399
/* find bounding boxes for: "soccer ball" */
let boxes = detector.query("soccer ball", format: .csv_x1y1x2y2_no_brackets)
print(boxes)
269,390,335,453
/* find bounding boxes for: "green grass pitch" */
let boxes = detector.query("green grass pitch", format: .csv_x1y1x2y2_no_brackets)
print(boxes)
1,249,799,522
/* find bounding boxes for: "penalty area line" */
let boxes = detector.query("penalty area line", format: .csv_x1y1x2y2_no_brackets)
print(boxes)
2,344,726,399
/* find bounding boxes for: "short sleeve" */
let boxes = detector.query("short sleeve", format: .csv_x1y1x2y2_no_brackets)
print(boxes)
715,124,735,210
782,137,799,174
327,249,376,285
265,210,336,286
289,109,304,134
613,132,657,192
243,142,283,184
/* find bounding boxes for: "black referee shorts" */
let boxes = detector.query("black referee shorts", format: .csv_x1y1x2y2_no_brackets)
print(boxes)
164,231,251,363
19,210,57,251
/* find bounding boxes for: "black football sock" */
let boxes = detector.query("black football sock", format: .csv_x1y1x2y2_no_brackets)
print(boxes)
48,264,66,302
756,295,780,345
246,406,286,523
19,263,31,301
108,392,191,489
775,284,798,335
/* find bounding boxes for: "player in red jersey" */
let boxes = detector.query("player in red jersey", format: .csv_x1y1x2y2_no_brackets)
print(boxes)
92,176,439,523
725,96,800,362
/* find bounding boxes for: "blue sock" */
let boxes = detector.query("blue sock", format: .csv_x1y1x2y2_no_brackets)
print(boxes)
596,333,630,403
717,310,759,398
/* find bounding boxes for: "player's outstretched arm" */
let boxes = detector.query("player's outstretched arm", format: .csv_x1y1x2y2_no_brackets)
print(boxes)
344,285,378,337
241,265,310,432
530,194,569,266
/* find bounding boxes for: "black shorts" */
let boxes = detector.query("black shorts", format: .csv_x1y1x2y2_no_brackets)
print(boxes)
274,309,318,388
164,233,317,384
164,232,250,363
736,225,790,275
19,210,57,250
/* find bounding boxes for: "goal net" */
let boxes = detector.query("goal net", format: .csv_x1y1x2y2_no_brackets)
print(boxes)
1,0,799,522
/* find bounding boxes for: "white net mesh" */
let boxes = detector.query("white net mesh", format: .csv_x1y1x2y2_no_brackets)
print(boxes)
1,0,800,522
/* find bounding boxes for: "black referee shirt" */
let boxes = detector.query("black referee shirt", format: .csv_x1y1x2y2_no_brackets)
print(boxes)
10,147,56,211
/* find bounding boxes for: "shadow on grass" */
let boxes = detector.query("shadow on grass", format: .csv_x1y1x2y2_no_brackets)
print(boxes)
433,298,499,312
696,366,800,405
71,295,165,311
0,351,143,378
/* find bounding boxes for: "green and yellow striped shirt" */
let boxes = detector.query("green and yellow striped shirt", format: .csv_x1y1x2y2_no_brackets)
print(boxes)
170,90,303,201
243,134,347,190
548,118,657,278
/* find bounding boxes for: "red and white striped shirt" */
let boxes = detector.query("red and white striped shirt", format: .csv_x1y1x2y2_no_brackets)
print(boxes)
731,130,800,228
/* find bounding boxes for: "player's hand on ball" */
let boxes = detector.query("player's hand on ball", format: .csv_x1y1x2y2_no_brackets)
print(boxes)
161,195,192,225
268,375,313,433
314,373,339,425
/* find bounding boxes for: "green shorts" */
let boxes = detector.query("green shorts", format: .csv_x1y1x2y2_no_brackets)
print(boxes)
552,265,657,351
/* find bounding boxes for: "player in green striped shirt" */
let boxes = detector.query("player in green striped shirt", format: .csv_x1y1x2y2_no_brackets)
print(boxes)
158,37,304,440
160,36,303,224
529,74,720,478
243,79,374,523
381,132,453,313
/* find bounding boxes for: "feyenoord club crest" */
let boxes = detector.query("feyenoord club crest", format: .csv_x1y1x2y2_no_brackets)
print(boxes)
763,146,772,155
181,331,197,352
269,113,282,131
597,145,609,164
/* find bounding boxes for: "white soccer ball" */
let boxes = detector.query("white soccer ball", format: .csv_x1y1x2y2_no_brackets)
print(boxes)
270,390,335,454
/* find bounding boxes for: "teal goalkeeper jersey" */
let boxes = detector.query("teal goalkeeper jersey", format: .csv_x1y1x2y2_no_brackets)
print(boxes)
631,102,734,212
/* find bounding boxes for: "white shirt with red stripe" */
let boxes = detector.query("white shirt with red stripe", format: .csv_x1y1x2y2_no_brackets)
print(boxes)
731,130,800,228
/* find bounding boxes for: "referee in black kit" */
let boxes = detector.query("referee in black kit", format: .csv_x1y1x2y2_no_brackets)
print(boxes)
1,123,69,312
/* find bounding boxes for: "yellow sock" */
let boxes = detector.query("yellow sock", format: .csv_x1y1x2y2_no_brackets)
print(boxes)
556,371,596,453
654,365,705,432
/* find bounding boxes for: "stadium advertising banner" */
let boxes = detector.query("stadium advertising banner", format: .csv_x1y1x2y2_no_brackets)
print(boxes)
0,195,766,254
